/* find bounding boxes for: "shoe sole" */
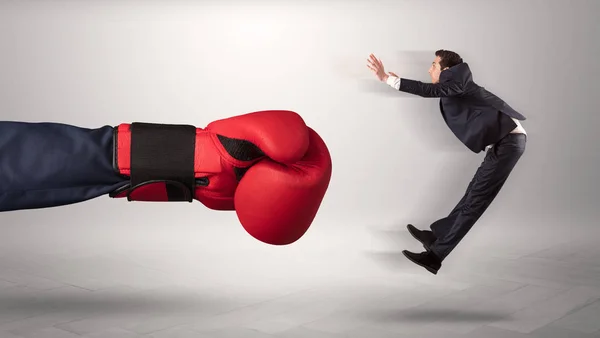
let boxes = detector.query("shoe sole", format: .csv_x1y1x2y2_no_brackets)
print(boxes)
402,250,438,275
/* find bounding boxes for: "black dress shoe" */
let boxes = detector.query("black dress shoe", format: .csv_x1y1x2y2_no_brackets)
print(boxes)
402,250,442,275
407,224,436,249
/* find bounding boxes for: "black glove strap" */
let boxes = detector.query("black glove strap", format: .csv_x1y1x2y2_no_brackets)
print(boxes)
130,122,197,202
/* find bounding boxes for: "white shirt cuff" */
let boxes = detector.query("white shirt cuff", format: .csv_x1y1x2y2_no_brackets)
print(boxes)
386,76,400,90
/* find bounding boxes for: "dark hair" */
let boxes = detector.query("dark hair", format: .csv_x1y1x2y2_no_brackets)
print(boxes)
435,49,463,69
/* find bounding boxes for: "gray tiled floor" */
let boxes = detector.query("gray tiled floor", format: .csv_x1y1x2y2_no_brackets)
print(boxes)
1,207,599,337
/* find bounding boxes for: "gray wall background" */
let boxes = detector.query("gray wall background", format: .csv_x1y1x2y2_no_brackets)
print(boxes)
0,0,598,239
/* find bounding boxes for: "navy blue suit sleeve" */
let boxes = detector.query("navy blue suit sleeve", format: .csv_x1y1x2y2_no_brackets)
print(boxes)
399,78,464,97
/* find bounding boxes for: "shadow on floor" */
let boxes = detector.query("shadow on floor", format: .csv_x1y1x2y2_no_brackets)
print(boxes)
0,289,239,317
367,308,512,323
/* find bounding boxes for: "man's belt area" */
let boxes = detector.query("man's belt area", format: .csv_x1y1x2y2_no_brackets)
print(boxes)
109,122,209,202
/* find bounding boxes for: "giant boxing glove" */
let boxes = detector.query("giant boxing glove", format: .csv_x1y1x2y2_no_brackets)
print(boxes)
109,110,332,245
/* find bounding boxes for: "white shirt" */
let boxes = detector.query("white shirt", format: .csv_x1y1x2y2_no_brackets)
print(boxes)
385,75,526,150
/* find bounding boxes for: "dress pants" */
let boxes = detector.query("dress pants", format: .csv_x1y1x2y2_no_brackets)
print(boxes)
428,133,527,261
0,121,128,212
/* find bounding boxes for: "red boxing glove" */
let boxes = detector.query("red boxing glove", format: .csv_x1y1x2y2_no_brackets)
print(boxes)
110,110,332,245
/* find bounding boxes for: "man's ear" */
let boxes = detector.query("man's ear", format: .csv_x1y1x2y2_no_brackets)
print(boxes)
442,67,450,71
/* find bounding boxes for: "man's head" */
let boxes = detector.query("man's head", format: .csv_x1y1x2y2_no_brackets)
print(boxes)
429,49,463,83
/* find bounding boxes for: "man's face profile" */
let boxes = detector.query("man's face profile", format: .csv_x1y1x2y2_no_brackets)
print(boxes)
429,56,443,84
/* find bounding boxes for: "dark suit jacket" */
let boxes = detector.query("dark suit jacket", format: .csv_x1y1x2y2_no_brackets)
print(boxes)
398,63,526,153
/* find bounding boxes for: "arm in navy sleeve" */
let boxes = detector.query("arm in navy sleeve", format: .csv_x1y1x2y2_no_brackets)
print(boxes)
385,76,464,98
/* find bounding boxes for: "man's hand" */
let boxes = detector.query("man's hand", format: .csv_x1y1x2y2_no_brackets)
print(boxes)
367,54,397,82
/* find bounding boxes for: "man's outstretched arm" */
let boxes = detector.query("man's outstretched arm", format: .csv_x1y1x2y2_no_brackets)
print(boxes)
367,53,464,98
386,76,464,98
